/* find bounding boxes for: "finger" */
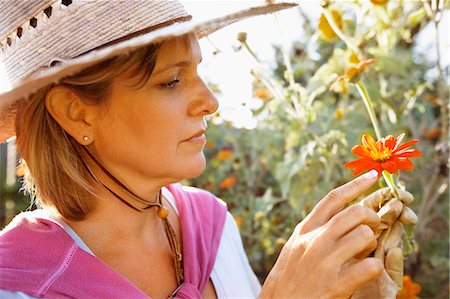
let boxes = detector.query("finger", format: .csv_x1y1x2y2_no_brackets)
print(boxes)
384,222,404,251
340,257,383,294
385,247,404,288
378,198,403,228
399,206,418,225
333,224,377,261
374,229,388,261
302,170,379,232
397,189,414,205
328,204,380,238
359,187,391,211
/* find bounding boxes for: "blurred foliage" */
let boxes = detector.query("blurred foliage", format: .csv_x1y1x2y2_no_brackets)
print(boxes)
1,0,449,298
189,1,449,298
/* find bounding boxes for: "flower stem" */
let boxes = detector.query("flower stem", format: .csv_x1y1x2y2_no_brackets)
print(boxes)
382,171,397,194
355,80,382,140
355,80,398,194
322,8,359,54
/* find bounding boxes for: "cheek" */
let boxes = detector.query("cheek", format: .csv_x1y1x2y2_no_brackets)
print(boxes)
122,99,187,150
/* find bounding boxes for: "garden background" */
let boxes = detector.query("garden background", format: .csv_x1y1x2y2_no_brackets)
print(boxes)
0,0,449,298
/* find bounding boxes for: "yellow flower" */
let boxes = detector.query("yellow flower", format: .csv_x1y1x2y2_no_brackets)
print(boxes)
318,10,343,41
397,275,421,299
370,0,389,6
253,87,273,102
335,108,345,120
349,52,360,64
254,211,265,222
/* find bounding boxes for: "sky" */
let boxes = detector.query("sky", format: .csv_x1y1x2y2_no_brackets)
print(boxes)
0,1,448,129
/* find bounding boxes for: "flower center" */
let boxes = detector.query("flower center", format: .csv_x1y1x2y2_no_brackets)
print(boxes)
369,148,392,162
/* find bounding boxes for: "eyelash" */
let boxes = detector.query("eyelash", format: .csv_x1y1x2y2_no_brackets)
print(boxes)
159,78,180,89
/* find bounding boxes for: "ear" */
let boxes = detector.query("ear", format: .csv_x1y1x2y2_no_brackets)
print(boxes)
44,85,96,145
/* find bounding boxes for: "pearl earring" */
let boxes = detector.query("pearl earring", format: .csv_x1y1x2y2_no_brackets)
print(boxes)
83,136,89,142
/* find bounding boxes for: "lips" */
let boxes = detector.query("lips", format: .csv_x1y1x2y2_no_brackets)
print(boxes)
184,129,206,142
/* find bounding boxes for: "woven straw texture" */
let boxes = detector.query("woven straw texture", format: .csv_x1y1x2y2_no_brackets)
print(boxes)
0,1,297,143
1,0,188,87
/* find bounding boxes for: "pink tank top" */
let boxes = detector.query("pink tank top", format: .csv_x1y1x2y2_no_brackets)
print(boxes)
0,184,227,298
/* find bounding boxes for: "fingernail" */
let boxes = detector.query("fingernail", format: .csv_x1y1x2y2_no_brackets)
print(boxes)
363,170,379,180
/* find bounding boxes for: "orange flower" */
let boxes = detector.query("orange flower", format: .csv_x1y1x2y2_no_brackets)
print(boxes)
203,182,213,190
318,10,343,41
331,57,379,93
215,149,233,161
397,275,421,299
219,176,237,189
233,215,243,228
344,133,422,176
205,141,216,150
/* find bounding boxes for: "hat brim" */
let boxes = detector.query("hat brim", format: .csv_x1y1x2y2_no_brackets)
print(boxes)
0,3,298,143
0,2,297,143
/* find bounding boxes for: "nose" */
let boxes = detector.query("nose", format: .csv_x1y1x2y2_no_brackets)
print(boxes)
188,78,219,117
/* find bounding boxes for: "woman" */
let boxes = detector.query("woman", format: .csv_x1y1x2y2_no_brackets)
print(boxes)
0,1,408,298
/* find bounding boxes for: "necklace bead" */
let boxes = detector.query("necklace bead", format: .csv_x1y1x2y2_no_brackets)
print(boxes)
157,206,169,219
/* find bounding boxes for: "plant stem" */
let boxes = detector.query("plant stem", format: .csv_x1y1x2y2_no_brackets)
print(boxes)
355,80,382,140
322,8,359,54
382,171,398,195
355,80,398,194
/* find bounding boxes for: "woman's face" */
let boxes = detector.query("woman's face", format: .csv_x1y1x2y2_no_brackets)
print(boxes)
89,35,218,193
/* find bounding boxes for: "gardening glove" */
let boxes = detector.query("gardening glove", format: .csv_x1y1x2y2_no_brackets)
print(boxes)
359,188,417,230
350,188,417,299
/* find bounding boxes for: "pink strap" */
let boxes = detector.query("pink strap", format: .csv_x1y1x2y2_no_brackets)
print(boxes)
167,184,227,298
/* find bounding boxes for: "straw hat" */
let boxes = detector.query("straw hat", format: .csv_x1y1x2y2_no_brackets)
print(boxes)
0,0,297,143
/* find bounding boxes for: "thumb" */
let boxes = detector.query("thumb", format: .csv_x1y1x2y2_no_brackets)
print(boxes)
385,247,404,288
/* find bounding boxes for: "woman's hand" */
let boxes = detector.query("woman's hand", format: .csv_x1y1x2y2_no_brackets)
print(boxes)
260,170,383,299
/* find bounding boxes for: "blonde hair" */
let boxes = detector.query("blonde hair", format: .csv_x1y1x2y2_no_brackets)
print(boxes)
15,42,161,220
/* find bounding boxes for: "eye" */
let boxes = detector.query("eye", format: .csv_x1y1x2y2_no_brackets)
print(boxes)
159,78,180,89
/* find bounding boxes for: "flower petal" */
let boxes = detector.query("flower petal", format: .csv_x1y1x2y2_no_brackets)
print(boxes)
344,158,370,168
351,145,371,157
381,161,398,174
393,157,414,170
362,134,378,152
393,139,418,153
384,135,396,150
353,160,382,176
357,58,379,72
395,149,422,158
395,133,405,148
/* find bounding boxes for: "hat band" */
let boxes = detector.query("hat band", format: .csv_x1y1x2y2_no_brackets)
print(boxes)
78,15,193,59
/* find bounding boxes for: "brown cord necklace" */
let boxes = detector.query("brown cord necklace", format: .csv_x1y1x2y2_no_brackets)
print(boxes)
79,146,184,285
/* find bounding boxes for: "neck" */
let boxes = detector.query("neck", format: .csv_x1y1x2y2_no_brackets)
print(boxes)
65,185,165,244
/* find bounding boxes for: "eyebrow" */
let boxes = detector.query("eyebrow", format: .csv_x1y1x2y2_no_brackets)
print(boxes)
153,57,203,76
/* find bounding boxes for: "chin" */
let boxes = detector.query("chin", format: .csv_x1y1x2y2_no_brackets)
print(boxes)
189,159,207,178
180,154,206,179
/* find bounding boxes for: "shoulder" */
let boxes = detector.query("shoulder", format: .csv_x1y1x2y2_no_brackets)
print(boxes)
0,210,76,294
1,209,71,244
